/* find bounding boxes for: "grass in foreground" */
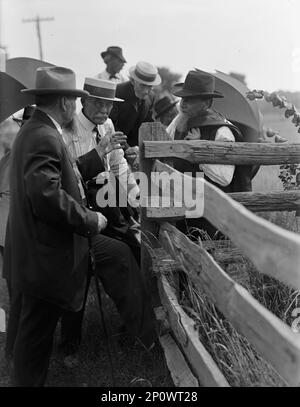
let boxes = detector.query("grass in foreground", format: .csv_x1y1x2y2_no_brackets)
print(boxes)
0,261,173,387
173,212,300,387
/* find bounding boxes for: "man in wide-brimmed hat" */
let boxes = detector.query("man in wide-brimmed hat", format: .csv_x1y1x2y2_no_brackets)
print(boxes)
154,96,178,127
60,77,156,358
2,65,114,386
96,46,127,84
110,61,161,148
167,69,253,238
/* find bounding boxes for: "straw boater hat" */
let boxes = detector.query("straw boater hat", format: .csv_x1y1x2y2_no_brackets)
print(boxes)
21,66,89,97
83,78,124,102
154,96,178,119
172,70,224,99
129,61,161,86
101,46,126,63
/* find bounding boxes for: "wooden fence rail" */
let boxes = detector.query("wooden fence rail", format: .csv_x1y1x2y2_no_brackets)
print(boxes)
151,160,300,291
159,223,300,386
144,140,300,165
139,122,300,387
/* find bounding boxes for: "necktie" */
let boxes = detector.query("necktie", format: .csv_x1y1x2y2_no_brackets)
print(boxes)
137,98,145,124
93,126,101,145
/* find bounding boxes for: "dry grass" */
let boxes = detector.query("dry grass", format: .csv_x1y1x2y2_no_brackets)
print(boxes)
173,212,300,387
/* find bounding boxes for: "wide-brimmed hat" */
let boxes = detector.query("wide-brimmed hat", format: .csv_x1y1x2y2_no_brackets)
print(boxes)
129,61,161,86
12,105,36,124
21,66,89,97
101,46,126,63
154,96,178,118
172,70,224,99
83,78,124,102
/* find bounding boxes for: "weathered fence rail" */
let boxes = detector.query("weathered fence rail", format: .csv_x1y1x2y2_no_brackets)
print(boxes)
139,122,300,387
144,140,300,165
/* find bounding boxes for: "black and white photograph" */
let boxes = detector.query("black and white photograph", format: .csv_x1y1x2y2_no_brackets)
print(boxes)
0,0,300,391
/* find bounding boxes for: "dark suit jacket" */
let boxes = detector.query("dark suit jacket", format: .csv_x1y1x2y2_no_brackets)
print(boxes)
0,151,10,247
110,81,155,147
3,109,105,311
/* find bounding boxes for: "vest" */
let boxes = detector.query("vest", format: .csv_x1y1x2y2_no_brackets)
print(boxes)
174,109,253,193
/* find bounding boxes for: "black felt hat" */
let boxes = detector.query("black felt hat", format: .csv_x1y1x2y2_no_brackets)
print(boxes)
172,70,224,99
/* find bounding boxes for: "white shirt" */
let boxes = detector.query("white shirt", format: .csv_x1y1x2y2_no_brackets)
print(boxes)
167,114,235,187
46,113,63,135
95,69,127,84
63,111,138,201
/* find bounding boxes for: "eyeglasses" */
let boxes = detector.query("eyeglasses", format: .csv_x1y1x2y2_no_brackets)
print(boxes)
88,98,113,110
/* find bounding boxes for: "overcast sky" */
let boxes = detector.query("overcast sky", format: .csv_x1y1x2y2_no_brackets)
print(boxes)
1,0,300,92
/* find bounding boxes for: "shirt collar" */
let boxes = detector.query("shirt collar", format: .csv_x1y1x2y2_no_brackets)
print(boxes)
46,113,63,135
106,69,120,80
78,110,97,132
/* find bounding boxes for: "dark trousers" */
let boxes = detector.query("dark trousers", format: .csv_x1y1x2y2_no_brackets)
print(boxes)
12,293,62,386
61,233,156,352
5,280,22,360
1,245,22,361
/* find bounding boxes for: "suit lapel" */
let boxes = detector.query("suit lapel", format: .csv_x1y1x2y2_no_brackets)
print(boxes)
31,108,58,131
33,109,76,168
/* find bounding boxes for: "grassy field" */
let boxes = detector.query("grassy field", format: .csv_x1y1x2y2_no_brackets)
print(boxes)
252,110,300,192
177,232,299,387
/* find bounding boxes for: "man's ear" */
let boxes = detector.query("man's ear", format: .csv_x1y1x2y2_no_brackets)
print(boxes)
207,98,213,109
60,96,68,112
81,97,86,109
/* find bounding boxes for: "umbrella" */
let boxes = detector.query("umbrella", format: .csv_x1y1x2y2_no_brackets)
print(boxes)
0,72,35,123
6,57,53,89
211,70,263,142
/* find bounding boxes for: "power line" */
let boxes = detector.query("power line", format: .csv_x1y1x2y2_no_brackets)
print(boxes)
22,15,54,60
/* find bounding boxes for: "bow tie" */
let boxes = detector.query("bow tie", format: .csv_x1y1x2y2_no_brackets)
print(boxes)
109,74,117,80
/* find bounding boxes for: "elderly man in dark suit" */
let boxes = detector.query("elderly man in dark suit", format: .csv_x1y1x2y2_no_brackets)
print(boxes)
110,61,161,148
3,66,111,386
4,66,157,386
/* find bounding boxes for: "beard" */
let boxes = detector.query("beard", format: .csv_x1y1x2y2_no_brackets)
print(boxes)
176,111,189,132
63,117,77,132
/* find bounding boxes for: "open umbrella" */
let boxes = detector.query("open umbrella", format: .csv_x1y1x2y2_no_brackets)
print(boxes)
6,57,53,89
0,72,35,123
212,70,263,142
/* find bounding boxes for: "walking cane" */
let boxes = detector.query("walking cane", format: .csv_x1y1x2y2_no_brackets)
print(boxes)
75,151,116,385
88,241,116,386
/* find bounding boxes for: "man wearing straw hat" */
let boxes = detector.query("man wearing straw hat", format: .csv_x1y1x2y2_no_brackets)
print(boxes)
110,61,161,148
60,78,156,358
2,65,114,386
63,77,140,251
63,77,139,208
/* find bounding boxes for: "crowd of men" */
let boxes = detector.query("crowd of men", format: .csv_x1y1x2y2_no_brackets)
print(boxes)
0,45,259,386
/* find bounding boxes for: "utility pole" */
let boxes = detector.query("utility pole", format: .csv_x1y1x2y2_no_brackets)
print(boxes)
22,15,54,60
0,0,7,70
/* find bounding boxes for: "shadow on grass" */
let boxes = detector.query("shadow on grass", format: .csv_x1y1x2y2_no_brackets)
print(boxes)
0,271,173,388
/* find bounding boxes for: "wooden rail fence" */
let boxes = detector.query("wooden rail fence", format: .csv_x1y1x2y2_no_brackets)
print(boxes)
138,122,300,387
